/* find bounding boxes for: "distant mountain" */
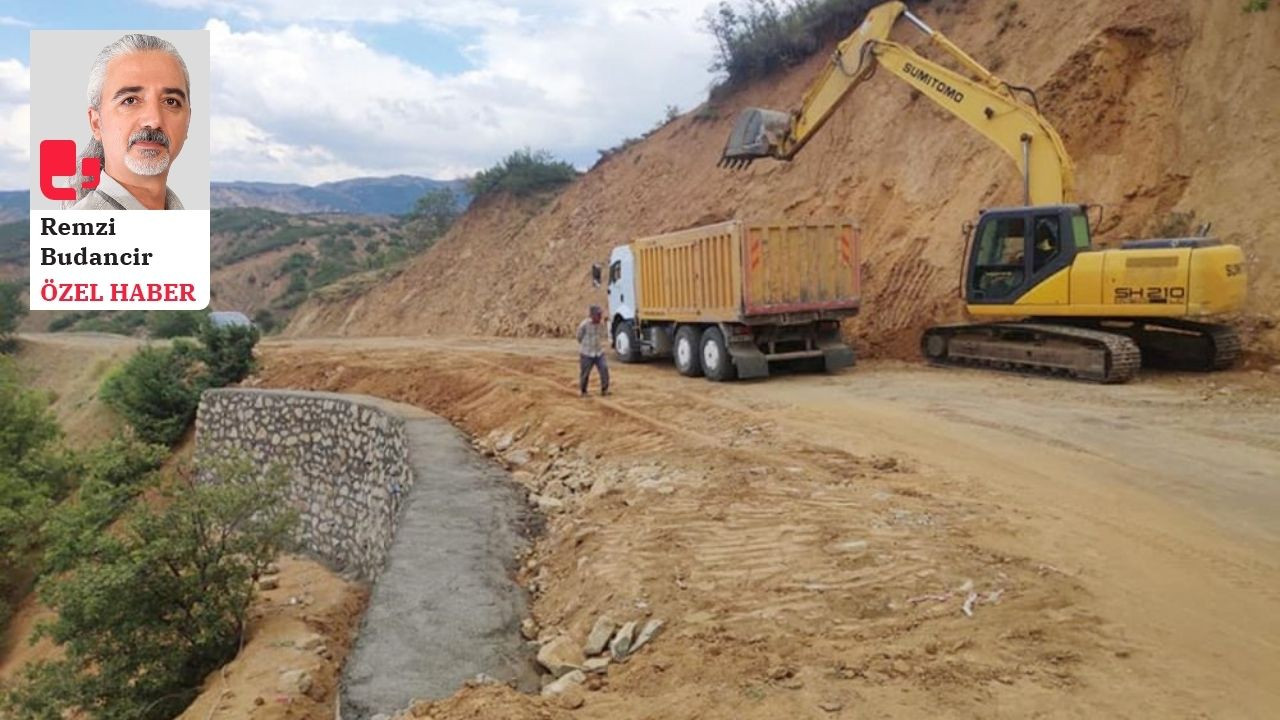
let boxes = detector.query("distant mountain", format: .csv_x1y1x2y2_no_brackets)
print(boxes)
0,175,470,219
211,176,470,215
0,191,26,223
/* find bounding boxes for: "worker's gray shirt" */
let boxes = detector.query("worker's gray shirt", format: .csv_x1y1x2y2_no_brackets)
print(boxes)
67,172,183,210
577,319,607,357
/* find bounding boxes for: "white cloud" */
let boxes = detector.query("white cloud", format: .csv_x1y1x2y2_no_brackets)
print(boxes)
0,59,29,189
0,3,721,187
148,0,524,27
200,2,717,183
210,114,366,183
0,58,29,96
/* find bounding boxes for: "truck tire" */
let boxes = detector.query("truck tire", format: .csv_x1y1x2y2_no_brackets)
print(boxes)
700,327,735,381
614,320,641,363
674,326,703,377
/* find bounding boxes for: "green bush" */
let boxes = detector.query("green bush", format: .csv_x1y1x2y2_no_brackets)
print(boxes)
310,258,351,287
146,310,207,339
44,310,147,336
46,313,80,332
1244,0,1269,11
409,187,461,239
39,435,167,577
198,319,261,388
98,343,203,446
2,463,297,720
214,221,330,268
0,359,77,629
469,148,579,199
280,252,314,277
285,270,308,295
0,221,25,264
252,309,277,334
318,236,356,260
210,207,288,234
81,311,148,335
703,0,924,90
0,360,58,466
0,281,26,351
83,434,167,487
275,291,308,310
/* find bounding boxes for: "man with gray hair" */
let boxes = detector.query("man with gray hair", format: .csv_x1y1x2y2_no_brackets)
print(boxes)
68,34,190,210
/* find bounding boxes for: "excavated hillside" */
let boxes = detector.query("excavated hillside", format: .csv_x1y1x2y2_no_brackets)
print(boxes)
286,0,1280,362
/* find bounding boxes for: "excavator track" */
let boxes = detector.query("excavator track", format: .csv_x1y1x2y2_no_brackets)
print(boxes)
921,322,1142,383
1205,323,1242,370
1055,318,1240,372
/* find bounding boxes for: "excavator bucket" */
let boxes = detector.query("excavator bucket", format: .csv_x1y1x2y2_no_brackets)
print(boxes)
718,108,793,169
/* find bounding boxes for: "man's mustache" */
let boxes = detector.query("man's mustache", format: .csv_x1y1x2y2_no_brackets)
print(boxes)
128,128,169,150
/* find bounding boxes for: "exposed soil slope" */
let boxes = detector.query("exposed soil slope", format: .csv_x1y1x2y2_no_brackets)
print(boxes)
286,0,1280,361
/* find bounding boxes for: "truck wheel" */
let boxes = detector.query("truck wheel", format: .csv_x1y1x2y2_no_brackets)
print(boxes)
700,327,735,382
674,326,703,377
614,320,641,363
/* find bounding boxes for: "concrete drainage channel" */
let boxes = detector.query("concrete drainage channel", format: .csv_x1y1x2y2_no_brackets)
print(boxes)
196,389,539,720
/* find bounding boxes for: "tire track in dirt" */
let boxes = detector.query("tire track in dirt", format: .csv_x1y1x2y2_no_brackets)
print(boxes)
252,339,1212,718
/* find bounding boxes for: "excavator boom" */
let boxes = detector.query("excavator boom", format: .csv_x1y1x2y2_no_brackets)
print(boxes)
718,1,1075,206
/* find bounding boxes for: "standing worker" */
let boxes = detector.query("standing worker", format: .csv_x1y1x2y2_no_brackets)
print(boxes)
577,305,610,397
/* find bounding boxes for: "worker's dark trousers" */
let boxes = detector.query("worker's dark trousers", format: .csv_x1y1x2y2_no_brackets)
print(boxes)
579,354,610,394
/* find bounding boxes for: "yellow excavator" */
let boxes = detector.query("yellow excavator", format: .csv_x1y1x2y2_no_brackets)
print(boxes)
719,1,1246,382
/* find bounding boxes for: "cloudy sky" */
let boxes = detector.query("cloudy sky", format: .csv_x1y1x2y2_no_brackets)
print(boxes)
0,0,723,189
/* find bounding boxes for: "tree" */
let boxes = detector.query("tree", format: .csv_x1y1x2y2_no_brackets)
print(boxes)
146,310,207,339
39,435,167,577
197,319,260,388
0,358,76,628
252,309,277,334
0,359,59,468
410,186,461,239
469,148,579,198
0,280,27,352
2,462,297,720
99,343,203,446
702,0,884,90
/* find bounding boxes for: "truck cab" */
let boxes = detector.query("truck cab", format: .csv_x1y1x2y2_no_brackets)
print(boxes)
606,244,636,332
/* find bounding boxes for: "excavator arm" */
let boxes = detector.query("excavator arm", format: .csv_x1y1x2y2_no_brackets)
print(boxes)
719,1,1076,206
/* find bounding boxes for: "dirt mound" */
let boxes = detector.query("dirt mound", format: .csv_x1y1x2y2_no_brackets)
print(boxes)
284,0,1280,362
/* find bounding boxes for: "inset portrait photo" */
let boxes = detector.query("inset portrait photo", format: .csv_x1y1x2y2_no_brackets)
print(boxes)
29,30,209,211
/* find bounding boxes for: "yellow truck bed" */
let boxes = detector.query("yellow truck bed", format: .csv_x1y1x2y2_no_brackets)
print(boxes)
633,220,861,323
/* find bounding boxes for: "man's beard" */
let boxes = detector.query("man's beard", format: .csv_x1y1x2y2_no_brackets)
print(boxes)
123,128,171,176
125,148,170,176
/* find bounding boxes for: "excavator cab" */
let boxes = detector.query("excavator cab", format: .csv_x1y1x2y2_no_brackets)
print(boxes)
966,205,1090,304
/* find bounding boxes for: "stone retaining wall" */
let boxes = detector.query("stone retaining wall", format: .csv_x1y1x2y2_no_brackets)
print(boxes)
195,388,420,581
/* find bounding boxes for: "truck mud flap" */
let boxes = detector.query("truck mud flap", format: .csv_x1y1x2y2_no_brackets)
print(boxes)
816,335,855,372
727,340,769,380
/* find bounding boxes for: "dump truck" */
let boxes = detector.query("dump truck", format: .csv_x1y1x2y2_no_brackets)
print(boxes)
596,220,860,381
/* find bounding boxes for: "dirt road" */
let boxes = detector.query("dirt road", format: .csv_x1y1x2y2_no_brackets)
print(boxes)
253,336,1279,719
